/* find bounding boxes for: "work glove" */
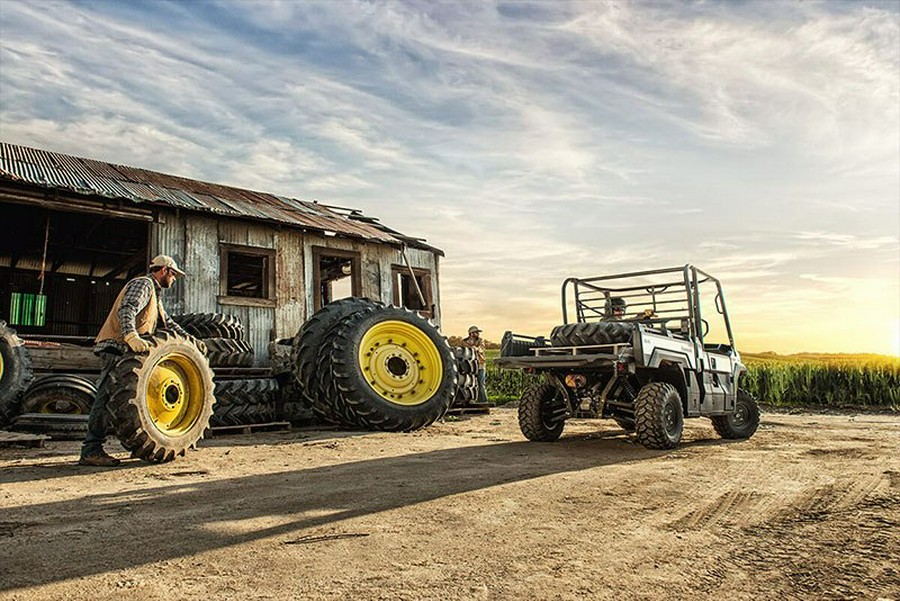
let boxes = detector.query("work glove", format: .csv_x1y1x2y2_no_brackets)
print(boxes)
123,332,151,354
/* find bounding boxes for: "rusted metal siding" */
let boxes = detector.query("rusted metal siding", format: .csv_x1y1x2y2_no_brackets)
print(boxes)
184,214,219,314
152,212,187,316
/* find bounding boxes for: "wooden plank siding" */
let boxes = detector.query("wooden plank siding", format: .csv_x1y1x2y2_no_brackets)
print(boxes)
153,210,441,367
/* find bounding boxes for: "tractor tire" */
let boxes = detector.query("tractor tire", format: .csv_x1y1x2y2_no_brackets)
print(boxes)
550,322,633,347
107,331,215,463
20,375,96,415
171,313,244,340
210,378,278,426
711,389,760,439
634,382,683,450
0,320,33,426
322,306,457,432
518,382,567,442
452,373,479,407
277,380,316,424
453,346,478,375
204,338,254,367
292,298,382,425
11,413,88,440
500,332,547,357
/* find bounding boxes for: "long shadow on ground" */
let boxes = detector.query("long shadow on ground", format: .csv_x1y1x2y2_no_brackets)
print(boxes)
1,431,667,591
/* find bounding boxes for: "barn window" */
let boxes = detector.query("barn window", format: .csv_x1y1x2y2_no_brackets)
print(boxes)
392,266,432,317
220,245,275,302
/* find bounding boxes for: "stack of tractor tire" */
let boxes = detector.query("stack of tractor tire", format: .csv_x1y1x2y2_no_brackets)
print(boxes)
171,313,254,367
452,346,480,407
290,298,457,432
172,313,275,428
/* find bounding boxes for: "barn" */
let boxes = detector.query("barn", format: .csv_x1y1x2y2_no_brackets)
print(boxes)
0,142,443,366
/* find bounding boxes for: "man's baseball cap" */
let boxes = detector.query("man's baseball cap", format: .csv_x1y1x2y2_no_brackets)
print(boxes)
149,254,186,276
468,325,482,334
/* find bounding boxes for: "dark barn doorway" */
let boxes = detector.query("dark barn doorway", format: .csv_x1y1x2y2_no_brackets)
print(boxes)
0,203,149,337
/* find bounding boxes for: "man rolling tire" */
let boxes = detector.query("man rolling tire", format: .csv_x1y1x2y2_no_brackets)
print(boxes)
79,255,202,467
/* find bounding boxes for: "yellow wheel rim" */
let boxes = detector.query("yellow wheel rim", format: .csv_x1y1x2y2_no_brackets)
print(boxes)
145,352,205,435
358,320,443,406
0,351,4,383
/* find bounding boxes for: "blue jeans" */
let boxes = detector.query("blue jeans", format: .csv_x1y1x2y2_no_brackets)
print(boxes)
81,353,118,457
477,367,487,404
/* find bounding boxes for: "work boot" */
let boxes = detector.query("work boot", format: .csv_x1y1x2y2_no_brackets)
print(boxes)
78,450,121,467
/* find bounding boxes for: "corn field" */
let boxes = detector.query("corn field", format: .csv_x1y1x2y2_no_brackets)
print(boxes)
485,350,900,410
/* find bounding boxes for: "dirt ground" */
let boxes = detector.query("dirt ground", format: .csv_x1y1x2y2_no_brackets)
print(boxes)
1,407,898,601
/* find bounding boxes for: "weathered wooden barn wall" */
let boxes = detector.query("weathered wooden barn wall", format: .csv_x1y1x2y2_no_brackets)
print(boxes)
274,227,305,343
152,209,441,366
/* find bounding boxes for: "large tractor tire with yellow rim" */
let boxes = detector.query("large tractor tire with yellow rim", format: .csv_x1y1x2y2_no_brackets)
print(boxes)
292,297,382,425
107,331,215,463
0,320,33,426
321,306,457,431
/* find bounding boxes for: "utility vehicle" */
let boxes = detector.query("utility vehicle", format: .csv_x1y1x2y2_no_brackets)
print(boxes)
496,265,759,449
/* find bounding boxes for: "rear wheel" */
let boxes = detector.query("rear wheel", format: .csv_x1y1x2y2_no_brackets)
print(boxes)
518,382,567,442
634,382,683,449
711,389,760,439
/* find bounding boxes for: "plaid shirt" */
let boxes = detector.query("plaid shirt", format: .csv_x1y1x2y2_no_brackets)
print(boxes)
95,275,187,355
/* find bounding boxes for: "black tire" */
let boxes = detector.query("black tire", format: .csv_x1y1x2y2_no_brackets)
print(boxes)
0,320,33,426
322,306,457,432
550,322,633,347
292,298,382,425
171,313,244,340
204,338,254,367
11,413,88,440
518,382,567,442
210,378,278,426
20,375,96,415
277,381,316,424
451,373,479,407
107,331,215,463
634,382,683,450
711,389,760,439
500,332,547,357
453,346,478,375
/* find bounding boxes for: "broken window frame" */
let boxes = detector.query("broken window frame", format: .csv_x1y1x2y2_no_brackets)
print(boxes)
312,246,361,311
219,244,276,306
391,265,433,317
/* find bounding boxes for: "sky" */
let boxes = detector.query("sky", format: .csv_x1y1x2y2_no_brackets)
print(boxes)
0,0,898,355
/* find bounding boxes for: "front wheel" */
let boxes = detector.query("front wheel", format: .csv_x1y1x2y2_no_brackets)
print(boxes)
634,382,683,449
518,382,567,442
711,389,760,439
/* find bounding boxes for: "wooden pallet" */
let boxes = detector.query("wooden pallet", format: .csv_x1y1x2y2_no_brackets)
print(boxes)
0,430,50,448
208,421,291,437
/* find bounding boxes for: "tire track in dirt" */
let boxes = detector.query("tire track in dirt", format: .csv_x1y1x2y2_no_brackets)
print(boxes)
686,471,900,599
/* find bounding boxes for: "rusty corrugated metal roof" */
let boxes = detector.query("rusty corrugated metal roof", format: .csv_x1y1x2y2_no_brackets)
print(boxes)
0,142,423,247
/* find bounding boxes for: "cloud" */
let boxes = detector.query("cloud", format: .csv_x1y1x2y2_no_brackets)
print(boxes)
0,0,897,353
